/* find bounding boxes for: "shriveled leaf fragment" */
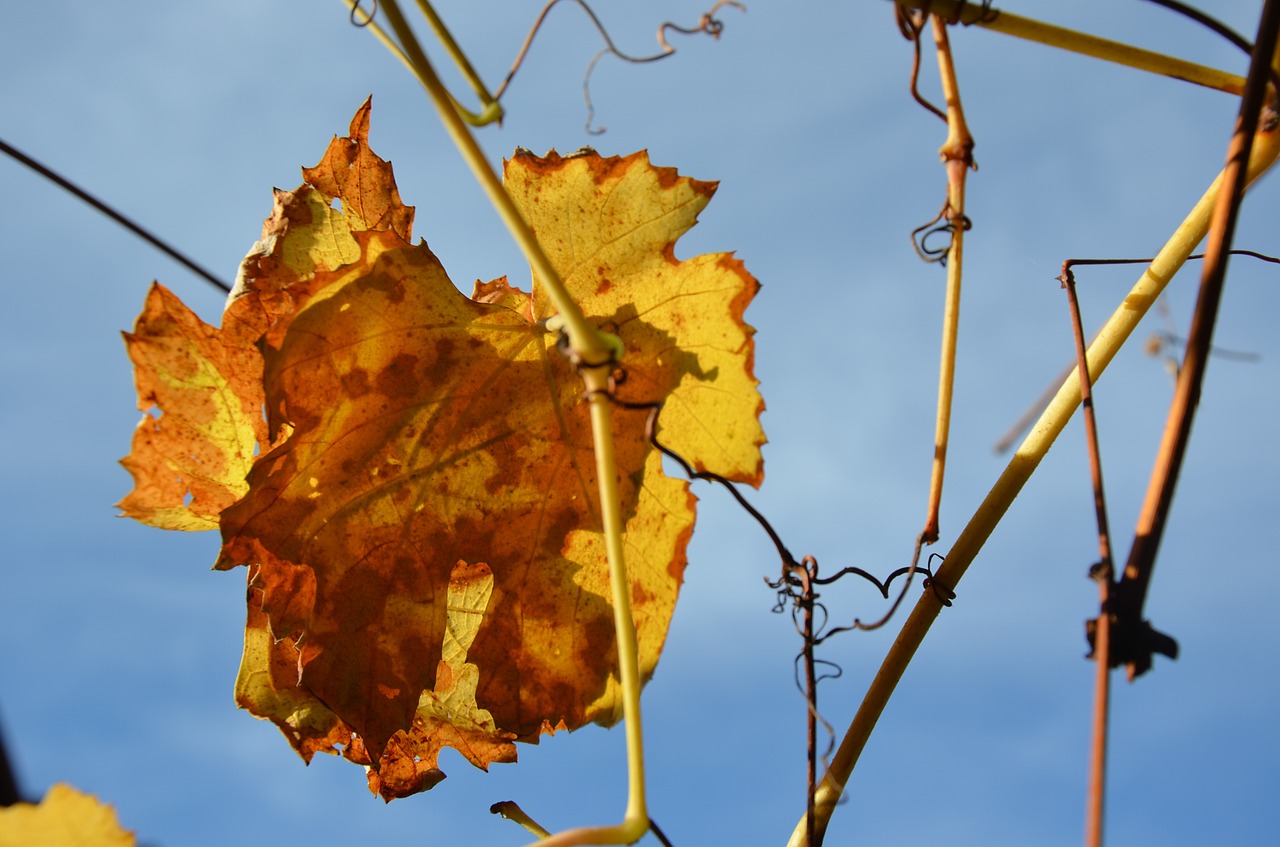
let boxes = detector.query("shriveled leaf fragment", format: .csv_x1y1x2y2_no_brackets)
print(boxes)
0,784,135,847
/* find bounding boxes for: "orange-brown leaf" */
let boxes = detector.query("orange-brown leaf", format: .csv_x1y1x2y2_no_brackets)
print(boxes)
123,103,764,798
215,234,693,755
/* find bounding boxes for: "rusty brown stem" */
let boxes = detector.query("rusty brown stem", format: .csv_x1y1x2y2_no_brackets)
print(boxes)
1112,0,1280,681
1060,269,1115,582
1086,572,1113,847
1060,267,1115,847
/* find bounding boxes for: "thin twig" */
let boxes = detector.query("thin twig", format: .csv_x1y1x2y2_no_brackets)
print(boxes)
0,137,231,294
1086,566,1113,847
1140,0,1255,57
0,716,22,806
648,818,676,847
494,0,744,132
798,561,819,847
897,8,946,121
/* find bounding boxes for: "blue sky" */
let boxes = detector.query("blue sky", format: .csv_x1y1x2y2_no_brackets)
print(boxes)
1,1,1277,844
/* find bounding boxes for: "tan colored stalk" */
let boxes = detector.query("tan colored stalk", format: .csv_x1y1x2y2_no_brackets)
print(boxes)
523,366,651,847
787,111,1280,847
893,0,1245,95
921,14,975,544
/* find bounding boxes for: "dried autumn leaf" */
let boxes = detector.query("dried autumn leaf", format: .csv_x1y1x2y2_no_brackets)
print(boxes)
0,783,135,847
120,101,764,797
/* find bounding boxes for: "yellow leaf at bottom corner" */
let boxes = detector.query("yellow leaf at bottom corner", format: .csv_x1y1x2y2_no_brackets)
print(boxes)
0,784,136,847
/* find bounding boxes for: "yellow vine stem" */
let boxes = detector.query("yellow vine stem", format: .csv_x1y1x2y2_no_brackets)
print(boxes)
892,0,1245,95
344,0,503,125
921,13,974,545
786,109,1280,847
411,0,504,125
359,3,648,844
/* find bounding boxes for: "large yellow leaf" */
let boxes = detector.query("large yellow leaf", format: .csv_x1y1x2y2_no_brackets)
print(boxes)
120,102,764,797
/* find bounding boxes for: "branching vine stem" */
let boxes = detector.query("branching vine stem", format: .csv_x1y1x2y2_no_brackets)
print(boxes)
344,0,503,125
410,0,503,124
589,381,942,847
787,39,1280,846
